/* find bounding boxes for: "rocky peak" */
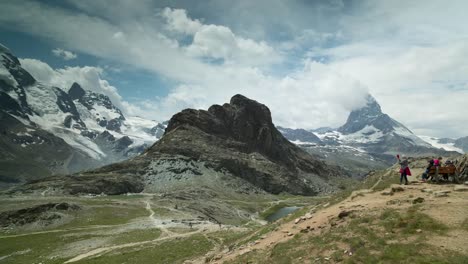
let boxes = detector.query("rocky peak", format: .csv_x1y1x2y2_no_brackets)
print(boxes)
0,44,20,65
145,94,343,195
0,45,35,88
68,82,86,100
0,43,10,54
165,94,283,160
96,130,115,142
338,95,397,134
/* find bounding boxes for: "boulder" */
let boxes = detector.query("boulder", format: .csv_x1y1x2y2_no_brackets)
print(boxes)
454,185,468,192
412,197,425,204
391,186,405,192
338,210,351,219
421,189,434,193
434,191,449,198
381,190,393,196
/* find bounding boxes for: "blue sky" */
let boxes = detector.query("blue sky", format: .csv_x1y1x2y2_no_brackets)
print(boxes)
1,0,467,138
0,29,172,104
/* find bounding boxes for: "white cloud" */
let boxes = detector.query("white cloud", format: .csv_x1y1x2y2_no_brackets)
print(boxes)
20,58,126,112
2,0,468,137
186,25,238,60
146,60,369,129
161,7,280,66
161,7,202,35
52,48,77,60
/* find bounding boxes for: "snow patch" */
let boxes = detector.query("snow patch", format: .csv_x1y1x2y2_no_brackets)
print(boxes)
341,125,384,143
121,116,162,147
392,125,431,147
90,103,121,120
0,65,18,87
419,135,464,153
16,131,33,137
53,128,106,159
290,139,319,145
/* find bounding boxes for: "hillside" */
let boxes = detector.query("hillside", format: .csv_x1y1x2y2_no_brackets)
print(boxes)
1,156,467,263
210,156,468,263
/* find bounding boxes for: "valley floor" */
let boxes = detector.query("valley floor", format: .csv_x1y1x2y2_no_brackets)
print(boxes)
1,172,467,264
0,191,324,263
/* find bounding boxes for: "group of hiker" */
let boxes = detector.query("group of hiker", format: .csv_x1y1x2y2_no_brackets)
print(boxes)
396,155,454,185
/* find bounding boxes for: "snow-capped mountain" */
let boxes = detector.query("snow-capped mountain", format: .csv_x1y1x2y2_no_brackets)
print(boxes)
276,126,322,145
312,95,455,156
278,94,458,175
336,95,431,148
419,136,466,154
0,43,164,187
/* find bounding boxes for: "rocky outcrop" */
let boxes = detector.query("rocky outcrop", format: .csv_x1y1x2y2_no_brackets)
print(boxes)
106,95,342,195
68,82,86,100
455,154,468,182
0,202,80,227
14,173,145,195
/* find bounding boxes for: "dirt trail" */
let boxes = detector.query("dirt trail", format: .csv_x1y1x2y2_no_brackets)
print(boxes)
210,180,468,263
145,200,176,236
0,220,152,239
63,199,229,263
64,227,205,263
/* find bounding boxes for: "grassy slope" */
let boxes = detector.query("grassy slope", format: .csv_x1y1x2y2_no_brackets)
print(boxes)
2,161,465,264
221,164,468,263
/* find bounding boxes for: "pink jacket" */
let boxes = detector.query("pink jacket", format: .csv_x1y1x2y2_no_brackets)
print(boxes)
399,167,412,176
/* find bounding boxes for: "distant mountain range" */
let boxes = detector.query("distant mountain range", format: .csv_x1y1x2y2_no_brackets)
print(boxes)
418,136,467,154
1,42,464,187
0,43,163,187
14,95,345,196
277,95,462,175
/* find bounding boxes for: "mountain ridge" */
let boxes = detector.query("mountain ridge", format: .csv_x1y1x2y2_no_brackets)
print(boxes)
15,94,347,196
0,43,163,188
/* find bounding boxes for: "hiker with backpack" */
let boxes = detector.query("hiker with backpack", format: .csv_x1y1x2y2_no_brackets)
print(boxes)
397,154,411,185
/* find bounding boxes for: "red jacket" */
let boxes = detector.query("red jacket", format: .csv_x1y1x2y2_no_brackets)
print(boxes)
399,167,412,176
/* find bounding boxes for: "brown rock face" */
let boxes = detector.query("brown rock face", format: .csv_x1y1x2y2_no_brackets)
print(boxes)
165,95,295,166
143,94,342,195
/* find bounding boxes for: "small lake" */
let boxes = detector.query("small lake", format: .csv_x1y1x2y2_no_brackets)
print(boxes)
266,206,301,222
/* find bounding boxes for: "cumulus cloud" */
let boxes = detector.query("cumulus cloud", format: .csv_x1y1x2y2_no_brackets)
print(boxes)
20,58,126,112
161,7,280,66
145,60,369,129
161,7,202,35
2,0,468,137
51,48,77,60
